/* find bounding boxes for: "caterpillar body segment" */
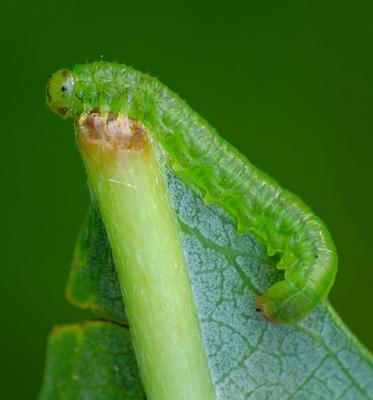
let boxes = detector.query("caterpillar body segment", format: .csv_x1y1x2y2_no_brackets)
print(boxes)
47,62,338,323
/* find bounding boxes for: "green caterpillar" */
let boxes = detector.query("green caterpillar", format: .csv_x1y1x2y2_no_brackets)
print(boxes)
46,61,338,323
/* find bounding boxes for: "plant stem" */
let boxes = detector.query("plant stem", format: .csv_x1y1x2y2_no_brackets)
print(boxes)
76,114,216,400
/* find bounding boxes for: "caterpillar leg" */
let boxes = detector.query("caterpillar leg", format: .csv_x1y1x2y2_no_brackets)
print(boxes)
256,280,318,324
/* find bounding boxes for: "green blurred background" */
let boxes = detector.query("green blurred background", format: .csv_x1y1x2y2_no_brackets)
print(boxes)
2,0,373,397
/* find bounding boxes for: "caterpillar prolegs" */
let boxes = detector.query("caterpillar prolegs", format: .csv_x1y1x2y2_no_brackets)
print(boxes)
46,62,338,323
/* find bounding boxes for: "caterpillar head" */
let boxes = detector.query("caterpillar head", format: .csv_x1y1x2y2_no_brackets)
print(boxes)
46,69,75,118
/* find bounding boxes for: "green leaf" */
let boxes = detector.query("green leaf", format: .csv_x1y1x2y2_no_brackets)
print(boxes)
66,201,127,324
71,169,373,399
39,321,145,400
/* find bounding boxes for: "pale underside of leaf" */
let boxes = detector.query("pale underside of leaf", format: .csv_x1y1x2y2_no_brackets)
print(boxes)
67,169,373,400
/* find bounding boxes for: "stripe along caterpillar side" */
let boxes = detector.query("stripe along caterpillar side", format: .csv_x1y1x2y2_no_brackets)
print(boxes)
46,61,338,323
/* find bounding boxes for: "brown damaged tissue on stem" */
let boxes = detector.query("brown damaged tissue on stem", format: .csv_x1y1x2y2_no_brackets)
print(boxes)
77,111,148,151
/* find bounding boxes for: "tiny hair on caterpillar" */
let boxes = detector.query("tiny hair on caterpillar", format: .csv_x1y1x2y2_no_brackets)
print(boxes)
46,62,338,323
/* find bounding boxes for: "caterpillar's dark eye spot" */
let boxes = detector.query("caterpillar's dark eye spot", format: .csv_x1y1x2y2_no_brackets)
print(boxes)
315,255,318,258
61,85,67,92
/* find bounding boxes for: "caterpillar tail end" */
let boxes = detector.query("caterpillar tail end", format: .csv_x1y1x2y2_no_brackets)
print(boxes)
256,280,316,324
256,295,280,324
